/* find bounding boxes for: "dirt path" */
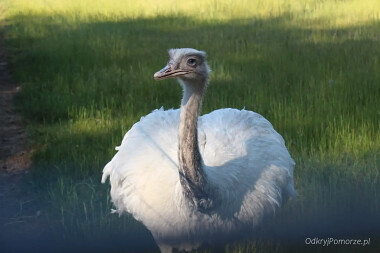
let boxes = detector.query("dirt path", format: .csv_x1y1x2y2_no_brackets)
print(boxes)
0,40,31,173
0,29,43,251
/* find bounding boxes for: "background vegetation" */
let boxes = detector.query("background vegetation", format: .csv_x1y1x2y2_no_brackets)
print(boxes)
1,0,379,252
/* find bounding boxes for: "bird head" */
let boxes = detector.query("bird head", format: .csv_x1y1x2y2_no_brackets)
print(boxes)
154,48,211,83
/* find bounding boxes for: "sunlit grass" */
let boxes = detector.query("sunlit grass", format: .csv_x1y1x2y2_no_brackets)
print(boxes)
3,0,380,26
1,0,379,252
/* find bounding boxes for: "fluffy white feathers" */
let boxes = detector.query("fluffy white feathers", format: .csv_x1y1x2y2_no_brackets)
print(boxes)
102,108,295,251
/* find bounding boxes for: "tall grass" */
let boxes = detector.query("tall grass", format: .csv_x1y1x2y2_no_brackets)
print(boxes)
1,0,379,252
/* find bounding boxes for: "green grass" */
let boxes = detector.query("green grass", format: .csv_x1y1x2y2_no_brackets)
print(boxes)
1,0,380,252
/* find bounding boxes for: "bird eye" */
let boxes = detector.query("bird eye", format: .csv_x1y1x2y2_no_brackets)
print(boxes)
187,58,197,66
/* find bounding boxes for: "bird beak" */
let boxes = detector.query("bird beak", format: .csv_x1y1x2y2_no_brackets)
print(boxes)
154,65,190,80
154,65,171,80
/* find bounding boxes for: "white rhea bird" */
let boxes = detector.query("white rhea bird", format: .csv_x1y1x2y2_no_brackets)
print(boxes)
102,48,296,253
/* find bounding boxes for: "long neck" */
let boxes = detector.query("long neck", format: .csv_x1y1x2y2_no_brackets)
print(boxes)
178,79,214,211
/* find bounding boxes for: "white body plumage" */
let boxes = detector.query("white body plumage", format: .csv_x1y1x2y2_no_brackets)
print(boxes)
102,48,295,252
102,108,295,251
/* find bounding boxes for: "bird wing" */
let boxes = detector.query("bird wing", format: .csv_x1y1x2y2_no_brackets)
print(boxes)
199,108,286,166
199,108,296,217
101,108,183,219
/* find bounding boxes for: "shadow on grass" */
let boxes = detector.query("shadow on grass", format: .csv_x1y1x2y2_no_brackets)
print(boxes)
2,13,380,252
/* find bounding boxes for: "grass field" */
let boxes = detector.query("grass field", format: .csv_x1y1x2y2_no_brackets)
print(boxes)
1,0,380,252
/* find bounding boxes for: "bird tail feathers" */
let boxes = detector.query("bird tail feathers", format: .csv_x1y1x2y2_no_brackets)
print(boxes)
101,161,113,183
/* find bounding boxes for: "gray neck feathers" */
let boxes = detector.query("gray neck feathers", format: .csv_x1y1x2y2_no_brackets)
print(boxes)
178,79,214,211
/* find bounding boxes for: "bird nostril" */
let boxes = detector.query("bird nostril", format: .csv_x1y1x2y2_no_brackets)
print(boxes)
165,65,173,73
